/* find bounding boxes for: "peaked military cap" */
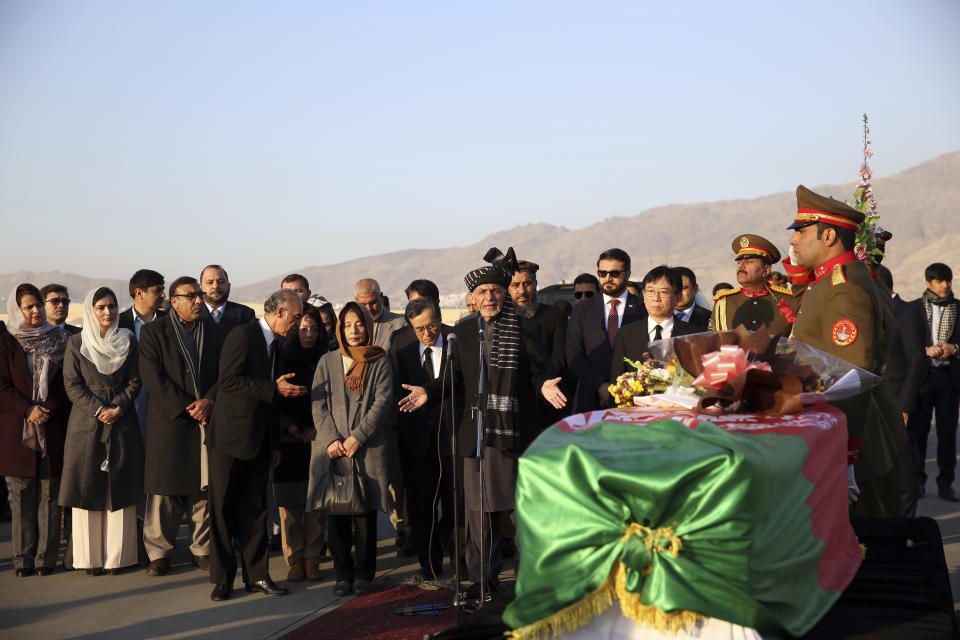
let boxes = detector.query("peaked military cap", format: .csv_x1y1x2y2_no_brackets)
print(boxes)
731,234,781,264
787,185,865,231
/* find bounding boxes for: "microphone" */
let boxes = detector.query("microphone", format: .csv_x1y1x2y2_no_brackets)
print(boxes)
445,332,457,360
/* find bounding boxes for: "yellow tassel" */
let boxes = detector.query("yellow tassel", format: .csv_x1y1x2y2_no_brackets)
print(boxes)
505,573,616,640
507,522,701,639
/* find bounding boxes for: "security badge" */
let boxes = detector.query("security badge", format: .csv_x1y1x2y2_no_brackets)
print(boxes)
831,319,858,347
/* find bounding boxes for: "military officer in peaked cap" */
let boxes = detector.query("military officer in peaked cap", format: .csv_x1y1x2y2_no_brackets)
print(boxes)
785,184,904,517
710,234,798,336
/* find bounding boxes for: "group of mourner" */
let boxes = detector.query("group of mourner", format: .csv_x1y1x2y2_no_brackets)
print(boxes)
1,185,957,603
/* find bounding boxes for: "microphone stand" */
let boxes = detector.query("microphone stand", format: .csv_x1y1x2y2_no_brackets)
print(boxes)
445,333,464,619
474,318,488,607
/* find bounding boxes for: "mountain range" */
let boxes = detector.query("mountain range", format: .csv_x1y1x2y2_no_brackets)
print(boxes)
1,151,956,313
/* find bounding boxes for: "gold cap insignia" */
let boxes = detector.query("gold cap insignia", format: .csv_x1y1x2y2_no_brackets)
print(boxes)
739,236,749,248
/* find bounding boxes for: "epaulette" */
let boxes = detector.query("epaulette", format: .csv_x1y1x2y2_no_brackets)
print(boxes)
831,264,847,286
769,284,793,296
713,287,741,301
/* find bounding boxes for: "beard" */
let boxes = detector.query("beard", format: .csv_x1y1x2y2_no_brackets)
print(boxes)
515,300,538,319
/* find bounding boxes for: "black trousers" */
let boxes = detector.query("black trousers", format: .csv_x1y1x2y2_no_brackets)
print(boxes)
327,510,377,582
401,451,455,577
208,438,271,585
907,367,960,489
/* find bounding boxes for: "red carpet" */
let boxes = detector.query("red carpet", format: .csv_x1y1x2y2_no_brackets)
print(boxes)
282,584,461,640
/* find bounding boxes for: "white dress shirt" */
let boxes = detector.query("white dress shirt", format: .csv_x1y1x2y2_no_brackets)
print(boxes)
419,333,444,380
258,317,276,360
647,316,675,342
602,290,630,329
674,306,693,323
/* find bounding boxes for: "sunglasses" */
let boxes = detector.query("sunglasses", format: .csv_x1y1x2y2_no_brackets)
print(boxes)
45,297,70,306
574,291,596,299
171,292,205,299
596,270,623,278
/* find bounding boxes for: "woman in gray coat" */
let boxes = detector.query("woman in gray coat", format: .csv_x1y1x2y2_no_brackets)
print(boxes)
307,301,399,597
59,287,144,575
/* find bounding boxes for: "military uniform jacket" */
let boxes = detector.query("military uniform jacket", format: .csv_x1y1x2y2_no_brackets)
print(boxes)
790,251,903,489
710,285,797,337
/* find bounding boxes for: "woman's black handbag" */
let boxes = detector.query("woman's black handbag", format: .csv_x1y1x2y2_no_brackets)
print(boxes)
316,455,368,515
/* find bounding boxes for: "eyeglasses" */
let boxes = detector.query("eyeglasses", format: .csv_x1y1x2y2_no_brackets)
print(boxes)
171,292,205,299
597,270,623,278
643,288,676,299
574,291,596,299
45,297,70,306
412,322,440,336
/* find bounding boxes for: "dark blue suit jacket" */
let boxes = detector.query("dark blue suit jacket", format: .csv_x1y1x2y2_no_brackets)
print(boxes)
565,293,645,412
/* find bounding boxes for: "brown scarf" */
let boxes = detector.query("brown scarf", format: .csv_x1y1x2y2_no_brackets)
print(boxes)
337,301,386,395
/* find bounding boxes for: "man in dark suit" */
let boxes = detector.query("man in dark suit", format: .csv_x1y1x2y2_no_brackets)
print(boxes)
874,265,925,515
139,276,224,576
118,269,167,337
611,266,697,380
206,289,306,601
40,284,81,335
392,297,456,579
672,267,711,332
566,248,646,413
449,249,565,595
509,259,571,428
907,262,960,502
199,264,255,334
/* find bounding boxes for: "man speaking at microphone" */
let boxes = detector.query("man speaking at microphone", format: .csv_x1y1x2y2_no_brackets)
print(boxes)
440,248,566,595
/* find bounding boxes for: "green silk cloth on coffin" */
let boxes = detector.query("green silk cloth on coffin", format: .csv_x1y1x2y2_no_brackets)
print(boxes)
503,418,846,637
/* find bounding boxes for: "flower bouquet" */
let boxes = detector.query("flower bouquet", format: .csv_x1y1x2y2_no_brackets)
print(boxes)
608,355,699,409
640,326,880,414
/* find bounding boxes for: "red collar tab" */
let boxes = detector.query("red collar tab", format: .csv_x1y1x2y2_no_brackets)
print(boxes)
813,251,857,283
741,287,769,298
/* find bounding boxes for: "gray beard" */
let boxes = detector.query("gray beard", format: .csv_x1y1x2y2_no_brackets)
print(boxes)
516,301,538,319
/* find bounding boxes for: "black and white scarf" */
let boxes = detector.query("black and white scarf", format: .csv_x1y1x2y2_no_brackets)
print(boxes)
921,288,958,346
483,295,522,451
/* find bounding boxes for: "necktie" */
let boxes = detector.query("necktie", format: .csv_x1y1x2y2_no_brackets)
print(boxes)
422,347,435,380
607,299,620,348
653,325,663,341
212,308,222,324
269,340,278,379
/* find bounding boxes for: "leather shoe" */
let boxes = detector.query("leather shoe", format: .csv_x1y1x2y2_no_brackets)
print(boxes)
192,555,210,570
146,558,169,576
210,583,232,601
939,487,960,502
305,560,323,582
245,578,289,596
37,567,54,576
333,580,353,596
287,560,305,582
15,567,33,577
354,579,372,595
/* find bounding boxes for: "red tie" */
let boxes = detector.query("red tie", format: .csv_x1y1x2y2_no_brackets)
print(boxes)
607,299,620,348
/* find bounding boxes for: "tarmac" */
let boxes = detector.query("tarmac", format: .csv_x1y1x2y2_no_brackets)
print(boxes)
1,434,959,639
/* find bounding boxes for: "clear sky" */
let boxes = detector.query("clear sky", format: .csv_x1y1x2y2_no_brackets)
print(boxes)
1,0,958,285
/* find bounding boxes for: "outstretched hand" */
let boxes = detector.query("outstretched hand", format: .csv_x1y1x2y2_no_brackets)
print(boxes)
276,372,308,397
398,384,428,413
542,377,567,409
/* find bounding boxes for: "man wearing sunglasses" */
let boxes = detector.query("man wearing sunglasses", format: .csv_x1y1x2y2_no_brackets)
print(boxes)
40,284,81,336
573,273,600,304
566,248,646,412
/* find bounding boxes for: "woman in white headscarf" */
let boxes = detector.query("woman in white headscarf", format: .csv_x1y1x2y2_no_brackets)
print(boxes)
0,284,71,577
59,287,144,575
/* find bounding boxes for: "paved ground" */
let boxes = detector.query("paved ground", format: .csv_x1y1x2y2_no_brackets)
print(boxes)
1,433,958,639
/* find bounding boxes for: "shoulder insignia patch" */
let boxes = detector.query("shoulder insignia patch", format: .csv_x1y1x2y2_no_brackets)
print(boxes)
831,264,847,286
769,284,793,296
831,319,858,346
713,287,741,301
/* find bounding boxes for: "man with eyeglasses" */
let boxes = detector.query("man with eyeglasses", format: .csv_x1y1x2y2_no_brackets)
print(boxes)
572,273,600,304
138,277,225,577
40,284,81,336
391,297,456,580
566,248,646,412
611,266,697,380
